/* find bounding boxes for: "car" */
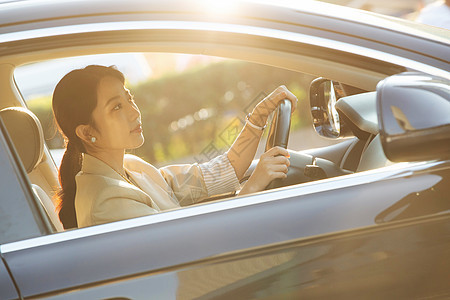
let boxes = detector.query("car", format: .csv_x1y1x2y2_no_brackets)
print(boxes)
0,0,449,299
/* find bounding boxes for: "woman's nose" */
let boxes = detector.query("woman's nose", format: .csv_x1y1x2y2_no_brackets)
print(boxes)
128,101,140,120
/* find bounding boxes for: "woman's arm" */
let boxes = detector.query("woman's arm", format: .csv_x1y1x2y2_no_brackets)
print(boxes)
227,85,298,180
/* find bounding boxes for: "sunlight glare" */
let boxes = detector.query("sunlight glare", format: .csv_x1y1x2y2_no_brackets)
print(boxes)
196,0,239,16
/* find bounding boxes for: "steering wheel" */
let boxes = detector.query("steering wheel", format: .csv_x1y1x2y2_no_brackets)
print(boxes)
265,99,292,152
265,99,292,190
240,98,348,191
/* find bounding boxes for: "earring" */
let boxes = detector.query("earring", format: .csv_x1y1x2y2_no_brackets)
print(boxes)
91,136,96,143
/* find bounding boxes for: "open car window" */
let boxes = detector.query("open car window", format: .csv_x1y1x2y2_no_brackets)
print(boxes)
12,52,359,231
14,52,341,169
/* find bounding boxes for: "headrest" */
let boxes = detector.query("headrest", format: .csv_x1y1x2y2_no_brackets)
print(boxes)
0,107,44,173
336,91,378,137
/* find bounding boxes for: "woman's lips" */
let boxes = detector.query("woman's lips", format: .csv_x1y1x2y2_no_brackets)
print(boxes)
130,124,142,133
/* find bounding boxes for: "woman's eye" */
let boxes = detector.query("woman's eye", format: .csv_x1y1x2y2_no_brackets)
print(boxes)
113,104,122,111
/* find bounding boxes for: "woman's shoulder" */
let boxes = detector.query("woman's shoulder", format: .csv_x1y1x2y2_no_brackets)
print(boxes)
76,171,125,195
75,172,153,228
75,171,148,203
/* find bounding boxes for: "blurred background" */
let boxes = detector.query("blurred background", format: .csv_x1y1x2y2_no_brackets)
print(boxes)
318,0,435,19
14,0,445,168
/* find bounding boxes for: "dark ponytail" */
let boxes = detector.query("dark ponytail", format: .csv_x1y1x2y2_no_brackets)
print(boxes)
52,65,125,229
57,140,83,228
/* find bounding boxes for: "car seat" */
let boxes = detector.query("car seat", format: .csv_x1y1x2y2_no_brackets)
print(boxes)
335,91,394,172
0,107,64,232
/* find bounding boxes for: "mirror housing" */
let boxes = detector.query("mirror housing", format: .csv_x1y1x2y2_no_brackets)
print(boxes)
377,72,450,162
309,78,340,138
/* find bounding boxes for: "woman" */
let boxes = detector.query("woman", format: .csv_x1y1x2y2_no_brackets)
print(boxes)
52,65,297,229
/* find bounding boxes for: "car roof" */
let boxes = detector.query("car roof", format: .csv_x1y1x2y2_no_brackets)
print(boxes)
0,0,447,43
0,0,448,77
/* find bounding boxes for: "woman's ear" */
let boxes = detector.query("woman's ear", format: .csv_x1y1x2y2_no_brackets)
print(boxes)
75,124,94,144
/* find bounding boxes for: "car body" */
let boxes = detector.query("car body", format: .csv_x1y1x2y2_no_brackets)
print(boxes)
0,0,449,299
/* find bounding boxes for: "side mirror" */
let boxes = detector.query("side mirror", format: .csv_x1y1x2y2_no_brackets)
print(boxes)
309,78,340,138
377,72,450,162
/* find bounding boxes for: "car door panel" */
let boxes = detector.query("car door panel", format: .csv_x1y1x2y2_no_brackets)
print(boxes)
192,215,450,299
14,214,450,299
2,161,449,298
43,217,448,299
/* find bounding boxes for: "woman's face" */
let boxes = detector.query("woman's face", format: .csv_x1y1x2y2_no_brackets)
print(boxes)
89,76,144,151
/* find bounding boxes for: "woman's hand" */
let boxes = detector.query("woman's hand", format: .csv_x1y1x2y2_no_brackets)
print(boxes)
239,146,290,195
226,85,297,182
248,85,298,128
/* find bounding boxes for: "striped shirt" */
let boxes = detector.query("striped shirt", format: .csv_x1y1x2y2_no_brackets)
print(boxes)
198,152,241,197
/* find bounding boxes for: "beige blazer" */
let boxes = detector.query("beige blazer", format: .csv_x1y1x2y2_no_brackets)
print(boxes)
75,153,239,228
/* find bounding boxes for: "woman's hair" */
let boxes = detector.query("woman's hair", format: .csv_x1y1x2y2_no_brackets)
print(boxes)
52,65,125,229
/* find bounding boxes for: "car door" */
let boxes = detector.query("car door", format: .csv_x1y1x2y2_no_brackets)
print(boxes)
2,131,449,300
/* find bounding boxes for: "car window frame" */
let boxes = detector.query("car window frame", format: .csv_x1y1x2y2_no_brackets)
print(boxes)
0,115,52,244
1,16,449,242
